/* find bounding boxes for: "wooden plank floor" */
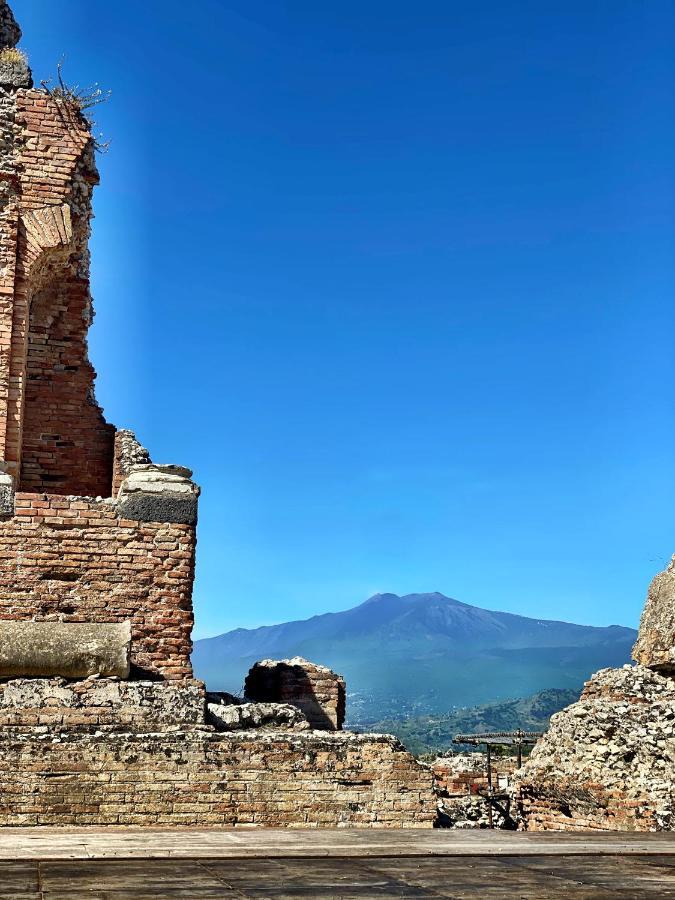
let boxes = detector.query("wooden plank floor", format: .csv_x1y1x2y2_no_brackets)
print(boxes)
0,832,672,897
0,854,674,898
0,828,674,859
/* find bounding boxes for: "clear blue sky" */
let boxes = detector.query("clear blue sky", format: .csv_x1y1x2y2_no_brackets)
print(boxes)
14,1,675,637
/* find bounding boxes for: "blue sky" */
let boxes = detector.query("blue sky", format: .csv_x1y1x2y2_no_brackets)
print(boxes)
14,1,675,637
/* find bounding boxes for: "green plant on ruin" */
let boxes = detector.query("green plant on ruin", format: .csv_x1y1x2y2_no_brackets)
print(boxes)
40,60,111,152
0,47,27,66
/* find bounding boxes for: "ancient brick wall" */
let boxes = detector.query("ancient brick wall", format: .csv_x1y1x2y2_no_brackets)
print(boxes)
245,658,346,730
9,93,114,496
0,730,434,828
518,784,658,832
0,493,195,679
0,58,200,688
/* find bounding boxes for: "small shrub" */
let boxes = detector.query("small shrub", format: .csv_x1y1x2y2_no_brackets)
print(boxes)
41,60,111,152
0,47,27,66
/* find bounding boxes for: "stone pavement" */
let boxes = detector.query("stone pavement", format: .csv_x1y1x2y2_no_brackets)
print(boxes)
0,830,673,897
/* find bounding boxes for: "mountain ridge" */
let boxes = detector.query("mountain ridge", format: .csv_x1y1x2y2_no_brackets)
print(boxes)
192,592,636,721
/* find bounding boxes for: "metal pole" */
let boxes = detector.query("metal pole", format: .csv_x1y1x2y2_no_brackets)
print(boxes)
486,743,493,829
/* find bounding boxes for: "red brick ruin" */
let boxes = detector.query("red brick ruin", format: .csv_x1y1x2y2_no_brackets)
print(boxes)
0,2,435,828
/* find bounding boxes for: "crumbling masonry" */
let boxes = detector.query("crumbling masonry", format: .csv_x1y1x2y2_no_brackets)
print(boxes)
0,3,435,828
516,559,675,831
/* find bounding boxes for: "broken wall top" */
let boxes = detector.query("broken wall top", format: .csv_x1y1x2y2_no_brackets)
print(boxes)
632,555,675,673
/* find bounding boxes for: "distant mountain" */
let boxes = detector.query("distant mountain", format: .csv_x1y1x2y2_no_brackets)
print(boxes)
192,592,636,722
363,687,581,756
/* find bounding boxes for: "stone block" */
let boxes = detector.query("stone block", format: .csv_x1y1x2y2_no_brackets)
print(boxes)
0,622,131,678
207,701,310,732
116,465,200,525
0,469,14,517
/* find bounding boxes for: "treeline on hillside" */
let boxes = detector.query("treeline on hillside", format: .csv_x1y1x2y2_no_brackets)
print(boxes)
353,687,580,756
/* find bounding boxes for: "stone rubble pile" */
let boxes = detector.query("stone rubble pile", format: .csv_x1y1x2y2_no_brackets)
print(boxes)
516,557,675,831
433,753,517,830
207,700,310,732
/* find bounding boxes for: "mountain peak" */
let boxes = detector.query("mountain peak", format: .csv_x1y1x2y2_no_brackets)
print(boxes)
361,592,401,606
361,591,463,607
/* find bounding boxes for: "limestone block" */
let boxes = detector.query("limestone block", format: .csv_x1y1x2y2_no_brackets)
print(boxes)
0,467,14,517
633,557,675,672
0,622,131,678
207,701,310,732
116,464,200,525
245,657,346,731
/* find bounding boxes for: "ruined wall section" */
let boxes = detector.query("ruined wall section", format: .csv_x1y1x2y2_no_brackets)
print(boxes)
0,85,200,680
0,89,21,468
0,493,195,679
517,557,675,833
0,677,206,731
516,665,675,831
9,92,114,497
0,730,434,828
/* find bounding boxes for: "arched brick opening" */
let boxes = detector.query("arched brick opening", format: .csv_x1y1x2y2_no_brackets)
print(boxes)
18,251,114,497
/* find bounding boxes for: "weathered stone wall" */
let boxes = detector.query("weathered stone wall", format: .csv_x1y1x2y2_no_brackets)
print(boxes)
112,430,151,497
516,664,675,832
0,730,434,828
207,701,310,733
516,554,675,833
0,677,206,731
0,493,195,679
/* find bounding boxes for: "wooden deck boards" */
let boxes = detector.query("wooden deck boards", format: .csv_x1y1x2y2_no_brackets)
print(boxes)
0,832,672,896
0,854,670,898
0,828,674,860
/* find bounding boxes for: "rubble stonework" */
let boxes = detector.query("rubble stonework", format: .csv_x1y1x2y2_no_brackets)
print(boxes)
207,701,310,732
0,677,207,731
517,557,675,831
632,557,675,672
0,1,436,828
517,665,675,831
245,657,346,730
434,753,518,830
